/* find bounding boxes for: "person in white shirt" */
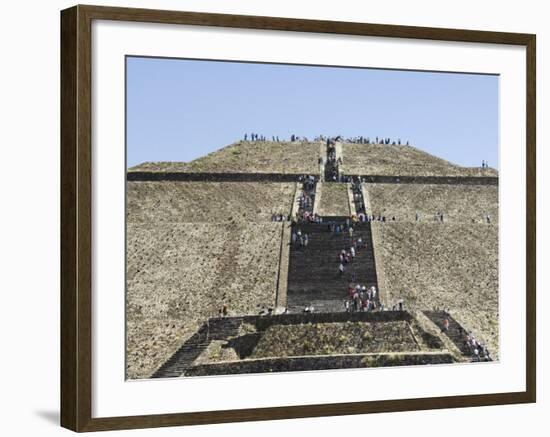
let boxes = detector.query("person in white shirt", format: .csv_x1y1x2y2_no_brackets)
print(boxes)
338,263,345,276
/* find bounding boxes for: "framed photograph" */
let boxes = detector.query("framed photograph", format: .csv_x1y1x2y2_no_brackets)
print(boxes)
60,4,536,432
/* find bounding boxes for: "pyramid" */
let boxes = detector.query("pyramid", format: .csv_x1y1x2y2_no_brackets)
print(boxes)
129,140,498,178
126,139,498,379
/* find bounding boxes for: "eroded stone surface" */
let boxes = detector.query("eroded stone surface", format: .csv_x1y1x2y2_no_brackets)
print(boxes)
341,142,498,177
129,141,320,174
126,222,281,379
127,181,296,223
366,183,498,223
372,222,498,357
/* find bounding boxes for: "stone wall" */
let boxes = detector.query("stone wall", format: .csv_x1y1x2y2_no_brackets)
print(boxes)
355,175,498,185
127,172,302,182
347,183,356,216
248,309,412,328
185,352,455,376
275,222,293,308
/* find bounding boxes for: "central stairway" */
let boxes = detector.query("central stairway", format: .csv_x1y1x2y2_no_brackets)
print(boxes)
325,140,339,181
286,221,379,313
351,179,366,215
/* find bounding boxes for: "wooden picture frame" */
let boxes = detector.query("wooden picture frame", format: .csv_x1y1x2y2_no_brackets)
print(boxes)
60,4,536,432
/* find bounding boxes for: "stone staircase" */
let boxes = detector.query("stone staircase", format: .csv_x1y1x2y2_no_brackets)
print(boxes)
351,179,366,215
150,325,210,378
286,221,379,313
151,317,246,378
206,316,245,339
296,177,317,220
423,310,472,356
151,311,460,378
325,141,339,181
185,351,455,376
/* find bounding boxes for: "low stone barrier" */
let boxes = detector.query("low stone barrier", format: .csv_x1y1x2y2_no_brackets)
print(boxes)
275,222,292,308
185,352,455,376
347,183,356,217
127,172,302,182
356,175,498,186
232,310,413,332
127,171,497,185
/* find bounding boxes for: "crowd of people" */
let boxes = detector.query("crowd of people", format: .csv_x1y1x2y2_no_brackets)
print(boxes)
271,213,291,222
464,334,492,361
241,133,412,147
332,224,366,289
351,177,365,214
242,133,312,142
295,213,408,316
440,314,492,362
270,174,319,223
344,284,379,312
273,184,494,226
325,140,341,182
342,136,409,146
328,221,382,313
299,174,317,192
316,134,410,146
291,228,310,247
353,214,396,223
296,175,318,223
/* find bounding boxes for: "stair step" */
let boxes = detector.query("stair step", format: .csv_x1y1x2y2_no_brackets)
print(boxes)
287,218,379,312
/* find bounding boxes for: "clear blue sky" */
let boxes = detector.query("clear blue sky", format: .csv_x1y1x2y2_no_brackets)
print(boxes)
126,57,498,169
